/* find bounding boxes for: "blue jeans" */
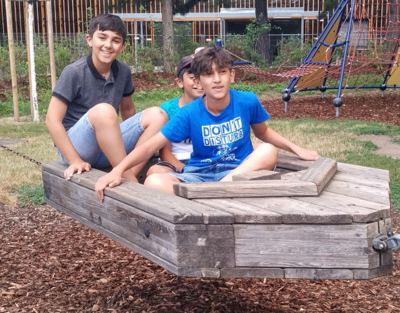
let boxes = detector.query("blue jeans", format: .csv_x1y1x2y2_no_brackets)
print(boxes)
166,163,239,183
55,111,144,168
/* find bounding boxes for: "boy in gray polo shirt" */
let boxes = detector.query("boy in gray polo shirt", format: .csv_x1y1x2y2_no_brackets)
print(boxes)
45,14,167,182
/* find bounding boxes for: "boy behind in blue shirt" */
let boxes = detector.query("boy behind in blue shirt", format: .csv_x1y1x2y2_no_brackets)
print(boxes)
95,46,319,200
45,14,167,183
146,54,203,176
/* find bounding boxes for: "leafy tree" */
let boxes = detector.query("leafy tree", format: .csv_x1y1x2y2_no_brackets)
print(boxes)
255,0,270,63
108,0,233,72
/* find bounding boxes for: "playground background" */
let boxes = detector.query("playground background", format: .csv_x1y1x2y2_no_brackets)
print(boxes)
1,49,400,313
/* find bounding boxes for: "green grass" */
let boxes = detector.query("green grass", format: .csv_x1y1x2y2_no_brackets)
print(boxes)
14,183,45,207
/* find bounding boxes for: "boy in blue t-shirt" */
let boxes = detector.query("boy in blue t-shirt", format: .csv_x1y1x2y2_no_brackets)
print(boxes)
147,54,204,175
95,46,319,200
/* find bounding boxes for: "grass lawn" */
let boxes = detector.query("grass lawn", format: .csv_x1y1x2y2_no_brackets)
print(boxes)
1,86,400,209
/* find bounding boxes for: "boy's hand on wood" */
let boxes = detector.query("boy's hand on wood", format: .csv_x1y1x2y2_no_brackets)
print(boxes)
95,172,122,202
64,161,91,180
296,148,320,161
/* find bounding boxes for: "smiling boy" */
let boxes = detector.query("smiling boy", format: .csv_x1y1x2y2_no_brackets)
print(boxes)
46,14,167,182
94,45,319,200
146,54,204,176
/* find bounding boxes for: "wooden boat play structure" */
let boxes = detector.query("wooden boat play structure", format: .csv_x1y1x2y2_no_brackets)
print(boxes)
42,154,399,280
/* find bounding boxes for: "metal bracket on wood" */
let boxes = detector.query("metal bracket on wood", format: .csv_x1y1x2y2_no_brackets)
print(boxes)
373,232,400,251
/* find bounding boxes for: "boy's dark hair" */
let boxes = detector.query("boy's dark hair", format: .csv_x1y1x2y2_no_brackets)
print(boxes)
88,14,127,42
176,55,194,80
191,46,233,78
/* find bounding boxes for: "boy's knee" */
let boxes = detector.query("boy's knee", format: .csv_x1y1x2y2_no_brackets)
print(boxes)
144,173,164,189
88,103,118,126
142,107,168,128
258,143,278,160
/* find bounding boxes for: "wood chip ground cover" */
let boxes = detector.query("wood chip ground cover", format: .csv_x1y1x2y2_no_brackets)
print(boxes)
0,202,399,312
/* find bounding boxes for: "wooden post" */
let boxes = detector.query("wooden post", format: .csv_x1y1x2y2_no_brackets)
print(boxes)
5,0,19,121
46,0,56,89
27,1,39,122
24,1,33,117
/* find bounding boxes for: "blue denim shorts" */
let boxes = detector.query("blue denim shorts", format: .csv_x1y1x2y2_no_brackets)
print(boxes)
156,159,189,173
55,111,144,168
166,163,239,183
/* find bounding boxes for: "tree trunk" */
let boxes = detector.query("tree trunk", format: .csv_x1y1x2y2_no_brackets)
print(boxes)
255,0,270,63
162,0,174,72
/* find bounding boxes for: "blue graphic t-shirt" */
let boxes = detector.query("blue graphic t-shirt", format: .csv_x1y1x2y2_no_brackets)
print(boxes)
161,90,270,167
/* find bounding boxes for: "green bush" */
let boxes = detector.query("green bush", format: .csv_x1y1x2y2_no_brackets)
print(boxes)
272,35,312,67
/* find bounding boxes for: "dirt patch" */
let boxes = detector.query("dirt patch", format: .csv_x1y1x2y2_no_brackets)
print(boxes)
0,202,399,312
356,135,400,159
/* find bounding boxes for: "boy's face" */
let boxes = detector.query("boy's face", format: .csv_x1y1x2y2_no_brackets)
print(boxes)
196,63,235,101
176,71,204,100
86,29,125,66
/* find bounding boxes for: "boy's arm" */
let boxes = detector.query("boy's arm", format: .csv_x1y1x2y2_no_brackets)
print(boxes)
251,122,320,161
119,96,136,121
45,96,91,179
159,142,186,173
95,132,169,201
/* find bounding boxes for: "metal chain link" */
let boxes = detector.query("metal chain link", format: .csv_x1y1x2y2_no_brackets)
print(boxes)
0,144,42,166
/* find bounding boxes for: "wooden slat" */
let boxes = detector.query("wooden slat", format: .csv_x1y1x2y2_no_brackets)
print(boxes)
284,268,354,280
333,171,390,190
235,197,352,224
337,163,390,181
221,268,284,278
234,223,380,269
276,153,316,170
44,171,235,269
324,180,390,205
353,264,393,280
42,162,234,224
292,191,391,223
378,218,393,267
193,198,282,224
232,170,281,181
299,157,337,193
174,180,318,199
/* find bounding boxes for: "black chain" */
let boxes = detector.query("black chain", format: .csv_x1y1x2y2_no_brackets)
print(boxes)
0,144,42,166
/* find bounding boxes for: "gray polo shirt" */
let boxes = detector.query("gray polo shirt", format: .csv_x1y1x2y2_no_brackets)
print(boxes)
53,55,134,131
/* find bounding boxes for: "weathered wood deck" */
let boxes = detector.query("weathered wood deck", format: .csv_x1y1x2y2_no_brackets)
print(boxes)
42,154,392,280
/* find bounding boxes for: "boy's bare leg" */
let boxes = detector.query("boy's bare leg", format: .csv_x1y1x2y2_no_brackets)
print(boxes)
220,143,278,182
130,107,168,176
88,103,138,181
147,165,175,177
144,173,181,194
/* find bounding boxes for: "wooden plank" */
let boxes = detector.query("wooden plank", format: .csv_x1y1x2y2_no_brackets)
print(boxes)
193,198,282,224
284,268,354,280
175,267,220,278
333,172,390,190
353,264,393,279
43,172,179,264
337,163,390,182
44,198,182,277
173,180,318,199
324,180,390,206
232,170,281,181
221,268,284,278
281,170,306,180
235,197,352,224
292,191,391,223
299,157,337,193
276,153,316,170
44,171,235,269
42,162,234,224
234,223,380,269
378,218,393,267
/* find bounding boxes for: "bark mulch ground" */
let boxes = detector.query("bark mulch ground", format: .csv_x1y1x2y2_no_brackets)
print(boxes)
0,202,399,313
